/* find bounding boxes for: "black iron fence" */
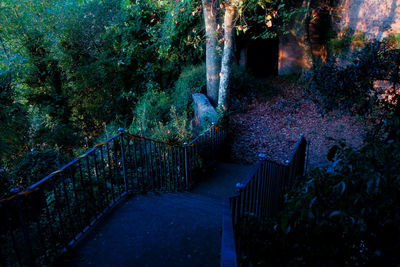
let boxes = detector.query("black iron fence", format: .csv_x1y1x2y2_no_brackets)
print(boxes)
0,125,225,267
220,134,307,267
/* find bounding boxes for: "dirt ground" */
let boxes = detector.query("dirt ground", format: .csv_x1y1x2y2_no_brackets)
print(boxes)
229,78,369,167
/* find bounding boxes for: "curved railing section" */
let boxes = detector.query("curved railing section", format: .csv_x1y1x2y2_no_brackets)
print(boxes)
220,134,307,267
0,125,225,267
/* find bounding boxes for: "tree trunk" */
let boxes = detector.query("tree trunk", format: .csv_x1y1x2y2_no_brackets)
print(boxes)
217,2,236,110
202,0,221,106
302,0,313,72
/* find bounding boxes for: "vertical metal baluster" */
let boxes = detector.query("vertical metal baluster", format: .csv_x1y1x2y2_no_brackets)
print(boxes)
261,161,268,217
43,192,58,255
177,146,183,190
78,160,90,218
149,141,155,190
139,139,146,189
155,142,160,190
16,198,35,266
183,144,189,190
263,161,268,215
69,167,84,232
118,129,128,193
181,146,186,190
271,163,277,216
132,138,139,189
249,176,255,215
30,188,49,264
92,151,103,209
246,185,252,216
165,144,170,191
263,161,273,217
252,174,257,215
166,146,171,191
85,156,97,210
60,173,75,238
99,147,109,205
279,165,285,214
188,145,193,185
160,143,166,190
3,202,23,266
278,166,286,214
51,179,68,249
112,139,122,196
236,188,242,225
174,146,179,191
105,143,115,202
177,147,182,191
0,235,6,267
142,139,149,190
256,168,262,215
260,162,267,217
171,146,176,191
126,137,134,190
169,146,175,191
266,162,272,217
255,167,262,217
157,143,164,191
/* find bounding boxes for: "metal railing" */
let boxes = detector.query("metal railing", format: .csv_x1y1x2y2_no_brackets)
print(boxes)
0,125,225,267
220,134,307,267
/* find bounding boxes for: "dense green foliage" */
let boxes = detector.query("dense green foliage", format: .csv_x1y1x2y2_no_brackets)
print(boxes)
0,0,207,196
0,0,295,197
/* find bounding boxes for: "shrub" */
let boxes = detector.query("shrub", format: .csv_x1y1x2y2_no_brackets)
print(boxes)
309,41,400,113
152,106,193,144
11,150,70,191
129,88,170,137
172,64,206,113
327,28,354,56
239,138,400,266
0,168,11,198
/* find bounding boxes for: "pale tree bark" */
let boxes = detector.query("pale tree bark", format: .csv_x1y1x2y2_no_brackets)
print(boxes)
302,0,313,71
202,0,221,106
217,1,236,110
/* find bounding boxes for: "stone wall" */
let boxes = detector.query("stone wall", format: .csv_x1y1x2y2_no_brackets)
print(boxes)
278,0,400,74
335,0,400,40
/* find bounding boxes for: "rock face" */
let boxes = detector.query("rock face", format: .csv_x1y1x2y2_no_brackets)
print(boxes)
278,0,400,74
192,93,218,130
336,0,400,40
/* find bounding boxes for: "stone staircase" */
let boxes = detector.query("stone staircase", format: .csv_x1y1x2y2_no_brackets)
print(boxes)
62,163,253,267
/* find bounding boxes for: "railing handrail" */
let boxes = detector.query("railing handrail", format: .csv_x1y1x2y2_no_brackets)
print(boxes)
288,134,305,163
1,124,222,203
1,123,226,266
221,134,308,267
236,158,287,190
186,124,219,146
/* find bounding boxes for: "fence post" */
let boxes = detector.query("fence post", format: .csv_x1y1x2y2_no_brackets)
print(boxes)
258,153,266,161
183,143,189,190
118,128,128,193
285,159,291,188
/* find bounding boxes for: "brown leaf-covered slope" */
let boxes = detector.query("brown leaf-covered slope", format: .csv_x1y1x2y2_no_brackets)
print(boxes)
230,79,368,167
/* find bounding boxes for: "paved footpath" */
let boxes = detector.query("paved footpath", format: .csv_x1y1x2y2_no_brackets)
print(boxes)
63,162,252,267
